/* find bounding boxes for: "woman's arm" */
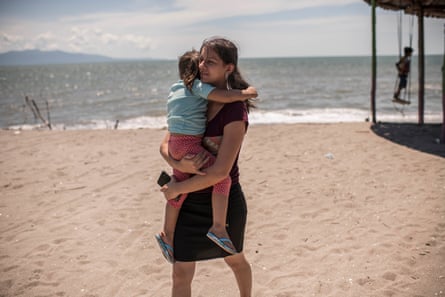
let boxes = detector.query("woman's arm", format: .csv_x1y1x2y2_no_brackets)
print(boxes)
161,120,246,200
159,131,209,174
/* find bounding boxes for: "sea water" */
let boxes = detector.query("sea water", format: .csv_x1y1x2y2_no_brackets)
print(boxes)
0,55,442,130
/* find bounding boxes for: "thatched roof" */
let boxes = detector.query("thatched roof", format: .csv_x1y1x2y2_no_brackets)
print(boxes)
363,0,445,18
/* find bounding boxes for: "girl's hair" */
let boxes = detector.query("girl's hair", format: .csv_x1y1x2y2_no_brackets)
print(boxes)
200,37,256,111
178,49,200,90
404,47,413,55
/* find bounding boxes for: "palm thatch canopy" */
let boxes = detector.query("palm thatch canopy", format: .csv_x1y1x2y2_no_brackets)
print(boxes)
364,0,445,143
363,0,445,18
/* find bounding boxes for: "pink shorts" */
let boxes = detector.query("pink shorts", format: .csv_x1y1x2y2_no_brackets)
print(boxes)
167,134,231,208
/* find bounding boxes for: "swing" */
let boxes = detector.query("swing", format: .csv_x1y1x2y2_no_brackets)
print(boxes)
391,9,415,109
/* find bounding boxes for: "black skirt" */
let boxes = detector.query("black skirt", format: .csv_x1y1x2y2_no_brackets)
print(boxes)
173,183,247,262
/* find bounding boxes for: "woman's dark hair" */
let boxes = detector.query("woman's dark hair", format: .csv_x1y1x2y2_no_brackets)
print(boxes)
178,50,200,90
200,37,256,111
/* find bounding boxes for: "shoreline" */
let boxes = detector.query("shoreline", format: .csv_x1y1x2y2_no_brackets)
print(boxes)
2,107,443,131
1,123,444,296
3,121,444,157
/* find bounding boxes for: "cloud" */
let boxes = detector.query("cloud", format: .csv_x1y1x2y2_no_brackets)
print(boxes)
0,25,153,57
66,26,152,53
173,0,359,19
123,34,152,49
35,32,56,48
0,1,442,58
0,33,25,51
1,33,21,44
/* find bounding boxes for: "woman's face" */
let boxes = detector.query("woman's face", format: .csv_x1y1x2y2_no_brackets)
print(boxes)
199,47,231,87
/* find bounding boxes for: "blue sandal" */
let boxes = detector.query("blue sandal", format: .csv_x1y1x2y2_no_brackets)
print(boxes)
206,231,237,255
155,234,175,264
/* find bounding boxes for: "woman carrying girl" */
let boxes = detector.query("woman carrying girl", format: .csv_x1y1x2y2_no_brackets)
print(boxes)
156,49,257,263
160,37,255,297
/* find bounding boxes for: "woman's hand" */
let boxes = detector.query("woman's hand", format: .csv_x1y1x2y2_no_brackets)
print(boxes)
177,151,209,175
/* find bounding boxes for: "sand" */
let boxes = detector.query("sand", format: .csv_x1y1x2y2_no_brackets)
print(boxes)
0,123,444,297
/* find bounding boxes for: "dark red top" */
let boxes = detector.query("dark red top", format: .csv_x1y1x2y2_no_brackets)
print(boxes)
200,101,248,191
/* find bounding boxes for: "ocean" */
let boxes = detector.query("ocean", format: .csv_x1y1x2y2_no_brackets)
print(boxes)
0,55,442,130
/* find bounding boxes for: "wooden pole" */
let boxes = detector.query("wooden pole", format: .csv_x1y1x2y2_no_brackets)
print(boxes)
371,0,377,123
418,6,425,125
442,23,445,144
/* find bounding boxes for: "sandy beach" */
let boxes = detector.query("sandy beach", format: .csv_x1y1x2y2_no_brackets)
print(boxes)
1,122,444,297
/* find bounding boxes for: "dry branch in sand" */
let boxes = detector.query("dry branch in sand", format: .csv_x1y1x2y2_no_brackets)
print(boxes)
25,96,52,130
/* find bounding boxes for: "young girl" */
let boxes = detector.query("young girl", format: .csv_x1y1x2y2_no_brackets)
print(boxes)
155,49,257,263
393,46,413,104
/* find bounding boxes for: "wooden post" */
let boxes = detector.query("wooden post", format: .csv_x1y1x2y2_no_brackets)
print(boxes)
418,6,425,125
442,23,445,144
371,0,377,123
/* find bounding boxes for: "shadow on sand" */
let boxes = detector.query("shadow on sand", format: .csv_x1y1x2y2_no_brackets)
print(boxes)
370,123,445,158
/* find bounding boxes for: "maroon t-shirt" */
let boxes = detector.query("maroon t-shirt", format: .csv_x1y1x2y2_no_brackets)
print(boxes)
200,101,248,190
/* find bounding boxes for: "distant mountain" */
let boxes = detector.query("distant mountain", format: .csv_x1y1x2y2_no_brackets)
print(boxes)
0,50,115,66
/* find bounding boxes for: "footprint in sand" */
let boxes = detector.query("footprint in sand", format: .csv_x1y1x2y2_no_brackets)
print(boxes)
382,271,397,281
357,276,374,286
29,269,42,281
0,279,14,290
34,244,51,251
76,254,90,265
2,265,19,273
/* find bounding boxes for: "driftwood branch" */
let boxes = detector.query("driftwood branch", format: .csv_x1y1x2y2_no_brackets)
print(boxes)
25,96,38,121
25,96,52,130
45,100,51,128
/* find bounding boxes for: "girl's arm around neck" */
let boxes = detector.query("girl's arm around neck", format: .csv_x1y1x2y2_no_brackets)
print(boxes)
207,86,257,103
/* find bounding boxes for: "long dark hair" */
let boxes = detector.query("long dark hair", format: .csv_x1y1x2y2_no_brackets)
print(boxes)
178,50,200,90
200,37,255,112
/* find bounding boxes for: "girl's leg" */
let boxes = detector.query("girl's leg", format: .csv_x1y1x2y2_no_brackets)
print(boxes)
172,261,196,297
208,192,236,253
204,151,234,252
224,253,252,297
210,192,229,232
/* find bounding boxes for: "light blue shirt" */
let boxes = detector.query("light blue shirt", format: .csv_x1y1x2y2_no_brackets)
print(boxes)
167,79,215,135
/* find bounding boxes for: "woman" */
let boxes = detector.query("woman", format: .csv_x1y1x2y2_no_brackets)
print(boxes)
159,37,255,297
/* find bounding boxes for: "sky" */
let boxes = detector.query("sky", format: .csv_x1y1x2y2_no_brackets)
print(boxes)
0,0,443,59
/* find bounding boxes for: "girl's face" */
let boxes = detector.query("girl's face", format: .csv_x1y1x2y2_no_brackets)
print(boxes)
199,47,232,88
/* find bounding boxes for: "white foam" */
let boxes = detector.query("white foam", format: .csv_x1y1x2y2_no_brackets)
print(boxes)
116,116,167,130
5,109,442,131
250,109,442,125
249,109,371,124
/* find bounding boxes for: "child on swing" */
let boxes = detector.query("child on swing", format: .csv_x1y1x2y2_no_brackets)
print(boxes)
393,46,413,104
155,49,257,263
